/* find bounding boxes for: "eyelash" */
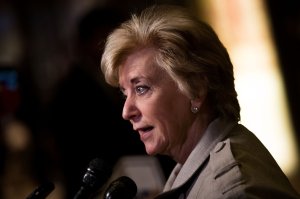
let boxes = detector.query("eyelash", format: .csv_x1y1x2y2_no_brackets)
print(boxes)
120,85,150,100
135,85,149,95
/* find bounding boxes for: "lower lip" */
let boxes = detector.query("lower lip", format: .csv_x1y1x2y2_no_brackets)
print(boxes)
139,130,153,141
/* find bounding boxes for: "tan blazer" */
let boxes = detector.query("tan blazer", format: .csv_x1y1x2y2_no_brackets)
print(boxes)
155,118,300,199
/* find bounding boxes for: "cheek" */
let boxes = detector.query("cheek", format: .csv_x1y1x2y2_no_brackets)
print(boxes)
164,96,192,133
154,95,191,134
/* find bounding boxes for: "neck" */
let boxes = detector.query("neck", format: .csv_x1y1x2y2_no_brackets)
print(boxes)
173,109,215,164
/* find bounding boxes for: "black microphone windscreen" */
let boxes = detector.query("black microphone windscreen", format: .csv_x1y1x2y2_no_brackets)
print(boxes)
26,181,55,199
74,158,112,199
104,176,137,199
83,158,112,189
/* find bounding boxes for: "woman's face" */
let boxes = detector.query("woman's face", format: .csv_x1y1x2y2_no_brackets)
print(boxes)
119,48,195,157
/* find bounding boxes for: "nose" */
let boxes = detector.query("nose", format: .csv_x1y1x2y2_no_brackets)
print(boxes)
122,95,140,122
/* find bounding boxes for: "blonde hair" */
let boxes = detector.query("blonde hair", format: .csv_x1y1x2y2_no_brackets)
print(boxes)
101,5,240,121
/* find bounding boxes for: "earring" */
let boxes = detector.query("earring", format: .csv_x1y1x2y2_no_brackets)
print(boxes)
191,106,199,113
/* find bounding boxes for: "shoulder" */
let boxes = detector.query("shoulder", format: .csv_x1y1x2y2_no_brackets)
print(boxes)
199,125,300,198
206,138,245,197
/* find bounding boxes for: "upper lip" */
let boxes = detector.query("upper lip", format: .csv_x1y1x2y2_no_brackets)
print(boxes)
134,125,153,132
134,126,145,131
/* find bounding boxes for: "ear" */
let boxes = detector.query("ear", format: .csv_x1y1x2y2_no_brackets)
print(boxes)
190,91,207,112
191,97,203,109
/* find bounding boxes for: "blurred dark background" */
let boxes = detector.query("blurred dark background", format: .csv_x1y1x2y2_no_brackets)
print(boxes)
266,0,300,147
0,0,299,198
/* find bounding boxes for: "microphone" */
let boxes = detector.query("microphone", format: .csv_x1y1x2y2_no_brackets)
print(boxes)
104,176,137,199
73,158,112,199
26,181,55,199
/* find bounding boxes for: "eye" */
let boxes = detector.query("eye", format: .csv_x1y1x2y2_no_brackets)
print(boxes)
121,93,127,100
119,88,127,100
135,85,149,95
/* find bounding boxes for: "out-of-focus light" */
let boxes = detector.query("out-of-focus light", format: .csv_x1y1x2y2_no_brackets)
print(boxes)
196,0,298,176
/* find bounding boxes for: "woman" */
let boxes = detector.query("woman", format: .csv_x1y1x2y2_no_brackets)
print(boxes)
101,4,300,199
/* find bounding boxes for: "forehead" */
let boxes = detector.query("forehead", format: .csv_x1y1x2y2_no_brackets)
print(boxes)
118,48,165,83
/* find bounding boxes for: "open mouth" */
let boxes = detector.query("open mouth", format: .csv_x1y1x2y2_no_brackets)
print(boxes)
138,126,154,133
138,126,154,141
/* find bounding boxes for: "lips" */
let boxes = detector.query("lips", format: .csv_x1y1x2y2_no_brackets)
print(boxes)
138,126,153,133
133,125,153,132
135,126,154,141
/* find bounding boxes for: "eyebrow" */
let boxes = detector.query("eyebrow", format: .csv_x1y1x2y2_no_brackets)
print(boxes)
119,76,144,93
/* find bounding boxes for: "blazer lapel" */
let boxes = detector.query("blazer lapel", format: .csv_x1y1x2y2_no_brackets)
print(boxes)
169,118,237,189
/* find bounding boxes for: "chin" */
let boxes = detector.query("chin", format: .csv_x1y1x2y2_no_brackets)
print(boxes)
145,145,159,156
